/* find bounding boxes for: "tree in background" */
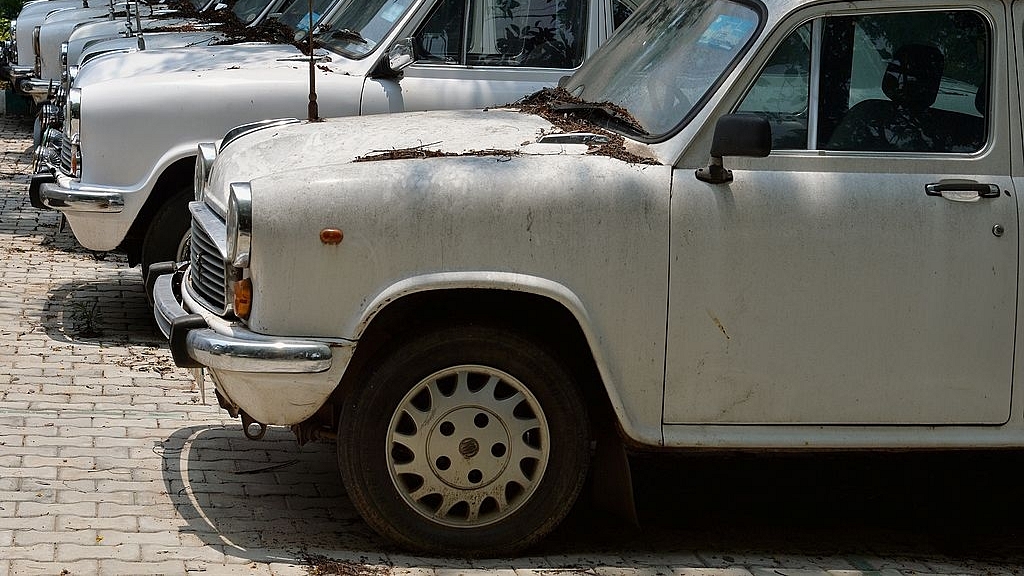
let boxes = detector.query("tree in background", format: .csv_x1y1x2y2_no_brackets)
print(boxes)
1,0,23,41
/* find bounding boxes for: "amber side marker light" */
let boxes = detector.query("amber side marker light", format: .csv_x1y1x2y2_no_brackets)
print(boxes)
234,278,253,319
320,228,344,245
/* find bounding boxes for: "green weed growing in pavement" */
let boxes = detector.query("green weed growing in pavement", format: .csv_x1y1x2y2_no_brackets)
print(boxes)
66,298,103,338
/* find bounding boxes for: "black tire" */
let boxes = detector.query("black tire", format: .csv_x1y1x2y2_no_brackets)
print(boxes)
141,185,193,281
337,324,591,556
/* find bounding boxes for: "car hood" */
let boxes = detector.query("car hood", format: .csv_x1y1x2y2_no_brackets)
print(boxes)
75,42,303,87
204,109,655,214
70,15,193,40
78,30,228,63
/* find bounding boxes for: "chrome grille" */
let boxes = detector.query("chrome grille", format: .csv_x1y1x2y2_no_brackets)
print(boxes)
187,202,229,313
59,134,72,174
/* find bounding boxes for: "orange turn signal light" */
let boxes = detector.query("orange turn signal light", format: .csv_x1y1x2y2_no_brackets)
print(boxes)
320,228,344,245
233,278,252,319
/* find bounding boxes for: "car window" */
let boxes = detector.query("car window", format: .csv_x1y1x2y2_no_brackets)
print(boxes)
737,22,811,149
414,0,465,63
613,0,638,29
822,11,989,153
414,0,588,69
738,10,989,153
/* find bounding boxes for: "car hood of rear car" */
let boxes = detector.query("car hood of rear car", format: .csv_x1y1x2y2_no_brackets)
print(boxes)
74,42,308,87
79,30,228,62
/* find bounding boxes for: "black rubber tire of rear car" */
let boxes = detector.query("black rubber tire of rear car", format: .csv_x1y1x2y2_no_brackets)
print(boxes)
337,324,591,557
141,185,193,285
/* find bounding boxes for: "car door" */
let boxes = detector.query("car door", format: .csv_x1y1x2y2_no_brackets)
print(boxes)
664,3,1018,425
360,0,601,114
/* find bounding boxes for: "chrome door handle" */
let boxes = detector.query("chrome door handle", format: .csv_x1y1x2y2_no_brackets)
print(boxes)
926,182,1001,202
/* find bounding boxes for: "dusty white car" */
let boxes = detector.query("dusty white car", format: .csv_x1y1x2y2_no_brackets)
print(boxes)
11,0,192,103
155,0,1017,556
34,0,635,282
3,0,92,86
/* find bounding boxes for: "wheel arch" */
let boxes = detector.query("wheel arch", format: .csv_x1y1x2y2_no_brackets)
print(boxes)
118,155,195,265
343,275,620,425
329,278,639,525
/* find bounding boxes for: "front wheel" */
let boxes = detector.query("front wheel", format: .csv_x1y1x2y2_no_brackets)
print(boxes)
337,325,591,556
141,185,193,285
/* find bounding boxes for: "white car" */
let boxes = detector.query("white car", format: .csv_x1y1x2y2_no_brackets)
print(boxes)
10,0,195,103
33,0,635,283
2,0,90,86
156,0,1015,556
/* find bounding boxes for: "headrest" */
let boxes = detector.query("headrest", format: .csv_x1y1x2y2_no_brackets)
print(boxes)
882,44,944,110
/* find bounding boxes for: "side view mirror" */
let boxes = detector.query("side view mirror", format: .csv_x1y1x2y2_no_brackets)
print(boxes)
387,38,415,73
696,113,772,184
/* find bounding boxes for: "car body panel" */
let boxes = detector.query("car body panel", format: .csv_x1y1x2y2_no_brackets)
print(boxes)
153,0,1024,452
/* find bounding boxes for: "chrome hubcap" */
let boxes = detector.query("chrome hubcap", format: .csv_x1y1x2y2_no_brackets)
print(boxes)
387,365,549,527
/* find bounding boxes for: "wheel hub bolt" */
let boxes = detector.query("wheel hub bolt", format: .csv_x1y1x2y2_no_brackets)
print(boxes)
459,438,480,458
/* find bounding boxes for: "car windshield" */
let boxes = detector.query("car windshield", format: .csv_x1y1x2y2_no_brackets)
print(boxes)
276,0,337,35
314,0,414,59
563,0,760,138
230,0,273,24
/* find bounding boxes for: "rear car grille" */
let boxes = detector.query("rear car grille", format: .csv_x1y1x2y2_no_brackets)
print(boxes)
187,203,229,313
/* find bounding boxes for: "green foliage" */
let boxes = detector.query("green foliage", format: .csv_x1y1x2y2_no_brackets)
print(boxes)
0,0,23,20
0,0,23,42
0,0,19,42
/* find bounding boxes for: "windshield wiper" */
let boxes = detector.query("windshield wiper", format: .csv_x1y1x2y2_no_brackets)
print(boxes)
548,101,649,137
320,26,367,44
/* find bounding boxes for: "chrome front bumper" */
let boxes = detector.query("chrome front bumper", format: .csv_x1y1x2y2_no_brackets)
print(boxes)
152,266,333,374
18,76,56,100
38,174,125,212
3,64,33,84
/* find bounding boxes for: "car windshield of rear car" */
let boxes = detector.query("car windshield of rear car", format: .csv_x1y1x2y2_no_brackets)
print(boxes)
276,0,338,37
564,0,761,138
313,0,414,58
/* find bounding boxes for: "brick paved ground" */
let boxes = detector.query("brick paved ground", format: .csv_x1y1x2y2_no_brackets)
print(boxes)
1,113,1023,575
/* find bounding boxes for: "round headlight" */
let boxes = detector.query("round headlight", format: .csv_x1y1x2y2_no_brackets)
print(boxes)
226,182,252,268
68,87,81,119
194,142,217,201
67,87,82,138
32,26,41,76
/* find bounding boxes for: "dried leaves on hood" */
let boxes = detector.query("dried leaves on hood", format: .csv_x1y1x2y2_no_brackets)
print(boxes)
516,87,660,165
155,0,291,44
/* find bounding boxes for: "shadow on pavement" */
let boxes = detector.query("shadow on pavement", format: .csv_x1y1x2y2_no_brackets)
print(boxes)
159,425,395,567
43,279,164,346
159,421,1024,570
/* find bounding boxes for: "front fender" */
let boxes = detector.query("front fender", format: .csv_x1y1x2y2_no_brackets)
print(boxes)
66,19,131,68
352,272,661,446
243,155,672,445
70,68,362,250
38,9,110,79
15,1,84,67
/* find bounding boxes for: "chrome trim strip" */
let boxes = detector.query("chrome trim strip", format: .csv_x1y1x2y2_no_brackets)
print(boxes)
220,118,300,151
153,273,333,373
